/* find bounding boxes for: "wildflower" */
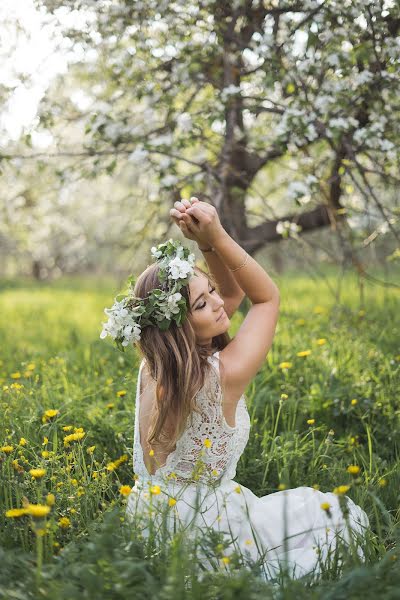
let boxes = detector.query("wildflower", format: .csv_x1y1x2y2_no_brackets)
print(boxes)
10,372,21,379
347,465,360,475
106,461,116,471
280,393,288,400
168,498,177,507
5,508,28,518
70,479,78,486
43,437,49,445
62,426,73,432
58,517,71,529
63,432,85,446
77,489,85,497
74,427,84,433
150,485,161,495
279,362,292,369
87,446,96,454
43,409,59,420
1,445,14,454
116,390,127,397
29,468,46,479
204,438,212,448
333,485,350,495
297,350,311,357
351,399,358,406
307,419,315,425
313,484,320,490
106,403,114,409
313,306,326,314
19,438,27,446
42,451,50,458
316,339,327,345
211,469,219,477
278,483,287,491
320,502,331,512
24,371,33,377
25,504,51,518
245,539,253,545
27,363,36,370
106,378,113,385
221,556,230,565
119,485,132,496
378,478,387,487
46,493,56,506
296,318,305,325
149,449,154,456
11,383,23,390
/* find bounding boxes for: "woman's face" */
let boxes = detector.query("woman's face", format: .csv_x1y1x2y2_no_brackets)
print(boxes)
188,272,229,346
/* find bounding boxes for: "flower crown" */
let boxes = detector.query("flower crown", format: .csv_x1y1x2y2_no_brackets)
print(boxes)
100,239,197,351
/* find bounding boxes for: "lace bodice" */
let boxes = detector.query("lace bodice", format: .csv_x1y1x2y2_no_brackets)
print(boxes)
133,351,251,486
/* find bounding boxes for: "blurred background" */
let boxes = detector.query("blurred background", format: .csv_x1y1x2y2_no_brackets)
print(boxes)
0,0,399,298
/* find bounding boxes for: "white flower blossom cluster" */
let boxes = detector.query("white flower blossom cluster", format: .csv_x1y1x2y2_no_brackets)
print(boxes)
100,239,196,350
276,220,302,239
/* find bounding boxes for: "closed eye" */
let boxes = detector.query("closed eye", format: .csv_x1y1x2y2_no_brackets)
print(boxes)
197,287,216,309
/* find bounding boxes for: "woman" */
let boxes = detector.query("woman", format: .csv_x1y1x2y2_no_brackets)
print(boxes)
101,197,369,582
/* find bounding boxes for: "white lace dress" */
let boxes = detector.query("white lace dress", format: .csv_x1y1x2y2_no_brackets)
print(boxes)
126,352,369,581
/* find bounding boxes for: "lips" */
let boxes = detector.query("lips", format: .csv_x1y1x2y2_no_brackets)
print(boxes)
216,310,225,322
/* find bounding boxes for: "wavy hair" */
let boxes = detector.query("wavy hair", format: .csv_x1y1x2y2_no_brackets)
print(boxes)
133,262,231,454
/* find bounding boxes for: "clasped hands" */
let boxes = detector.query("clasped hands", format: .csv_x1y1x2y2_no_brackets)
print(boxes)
169,196,211,249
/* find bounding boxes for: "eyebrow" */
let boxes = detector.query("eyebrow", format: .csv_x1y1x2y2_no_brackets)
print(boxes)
191,281,212,308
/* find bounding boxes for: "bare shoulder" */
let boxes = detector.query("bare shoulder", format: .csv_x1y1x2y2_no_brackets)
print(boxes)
218,296,280,405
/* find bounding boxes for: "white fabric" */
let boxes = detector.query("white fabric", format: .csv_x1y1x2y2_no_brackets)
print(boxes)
126,352,369,581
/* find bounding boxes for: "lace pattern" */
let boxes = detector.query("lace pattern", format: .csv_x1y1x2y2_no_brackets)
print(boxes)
133,351,250,486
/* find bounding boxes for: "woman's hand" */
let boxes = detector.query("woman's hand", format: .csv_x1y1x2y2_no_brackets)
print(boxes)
169,196,224,248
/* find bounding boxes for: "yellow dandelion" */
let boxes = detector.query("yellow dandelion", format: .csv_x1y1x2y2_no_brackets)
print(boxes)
297,350,312,357
119,485,132,496
307,419,315,425
1,445,14,454
42,451,50,458
351,399,358,406
106,461,116,471
347,465,360,475
313,306,326,314
58,517,71,529
74,427,84,433
5,508,28,518
378,478,387,487
25,504,51,518
204,438,212,448
43,437,49,445
10,383,24,390
29,468,46,479
10,372,21,379
150,485,161,495
27,363,36,370
320,502,331,512
333,485,350,495
116,390,127,397
19,438,27,446
43,409,59,419
63,432,85,446
279,362,292,369
62,426,73,432
168,498,177,507
87,446,96,454
106,403,114,409
316,339,327,345
46,493,56,506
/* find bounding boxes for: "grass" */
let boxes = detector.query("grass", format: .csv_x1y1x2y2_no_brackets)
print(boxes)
0,265,399,599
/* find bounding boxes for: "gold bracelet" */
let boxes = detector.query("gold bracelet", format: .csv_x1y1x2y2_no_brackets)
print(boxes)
229,251,249,272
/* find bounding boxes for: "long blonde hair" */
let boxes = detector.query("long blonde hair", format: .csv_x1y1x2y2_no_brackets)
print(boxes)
133,263,231,453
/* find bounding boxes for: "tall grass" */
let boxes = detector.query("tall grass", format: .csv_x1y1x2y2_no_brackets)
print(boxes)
0,266,399,598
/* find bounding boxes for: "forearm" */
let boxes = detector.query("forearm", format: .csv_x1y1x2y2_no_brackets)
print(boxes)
199,245,244,299
211,231,279,304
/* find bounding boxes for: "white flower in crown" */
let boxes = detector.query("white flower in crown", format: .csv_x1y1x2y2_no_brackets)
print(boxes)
100,238,198,351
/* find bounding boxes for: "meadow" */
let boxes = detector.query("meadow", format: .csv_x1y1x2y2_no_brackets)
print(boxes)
0,266,399,599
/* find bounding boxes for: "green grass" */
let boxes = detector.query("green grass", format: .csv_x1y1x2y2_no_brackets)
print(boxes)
0,267,399,599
